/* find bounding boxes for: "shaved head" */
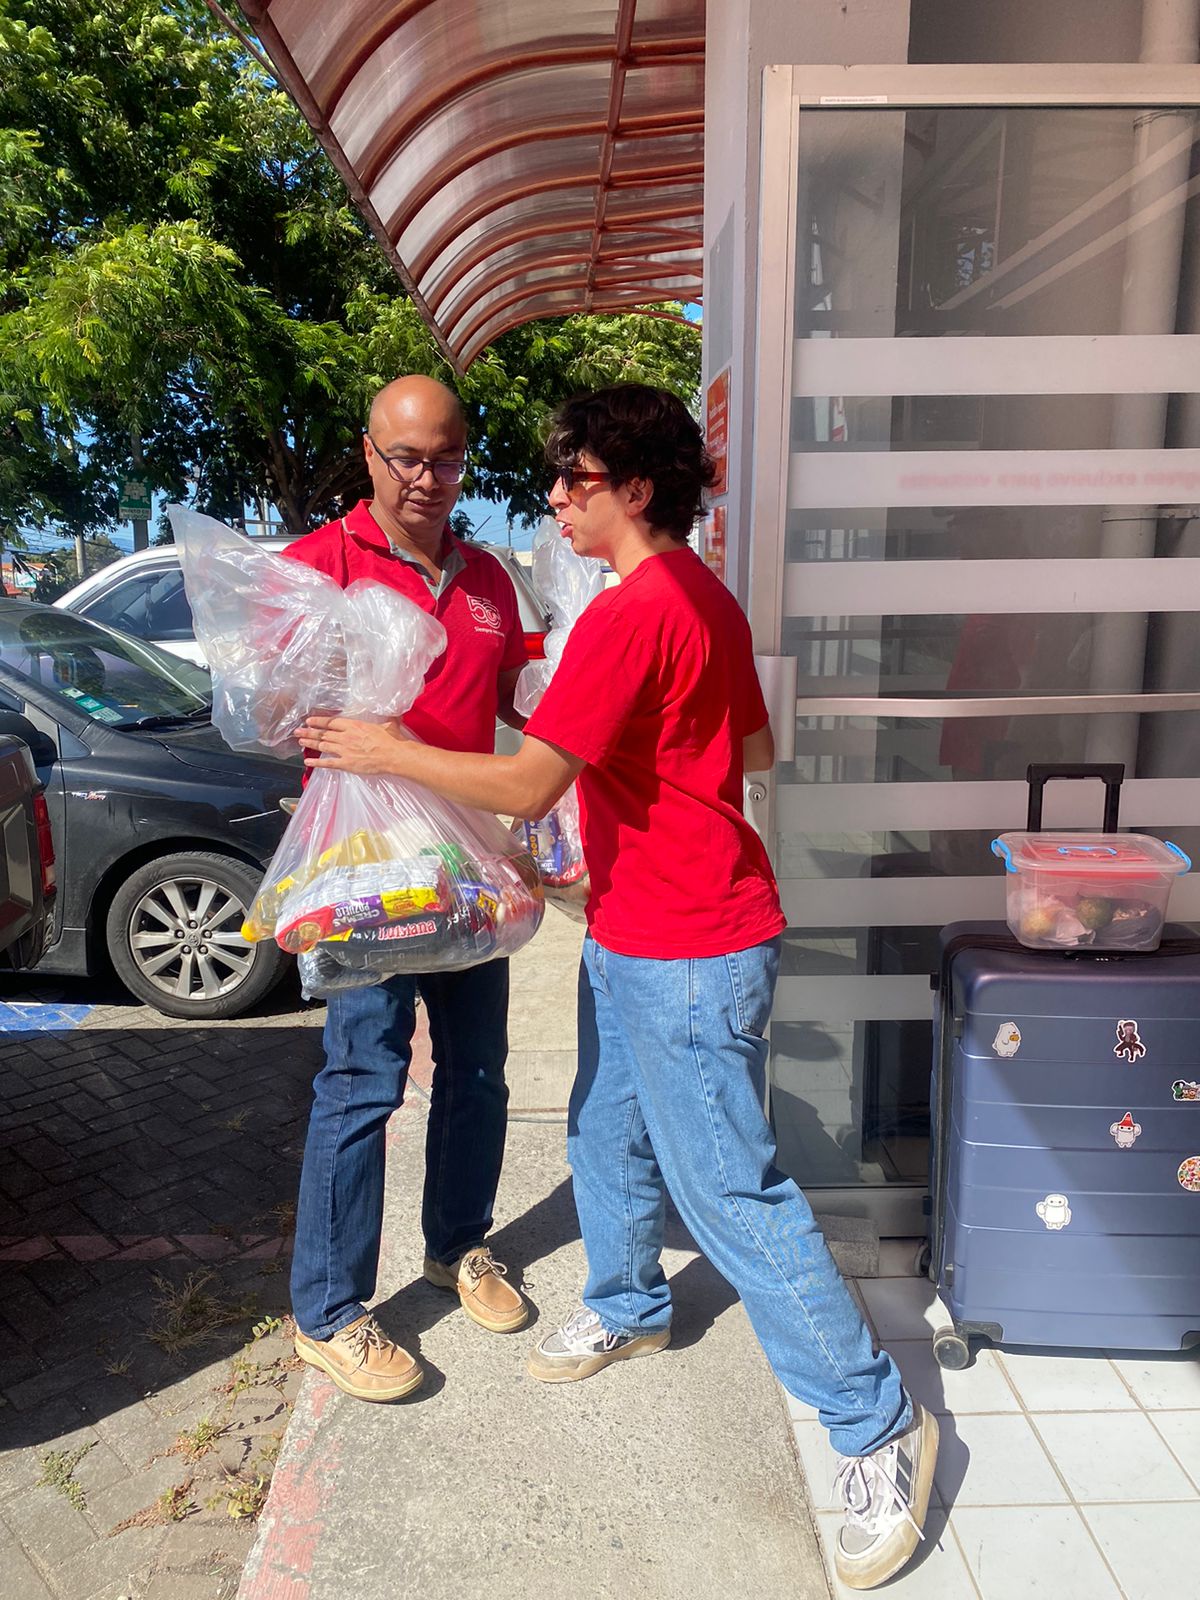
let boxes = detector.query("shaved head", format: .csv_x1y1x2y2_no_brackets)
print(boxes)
368,375,467,448
363,374,469,554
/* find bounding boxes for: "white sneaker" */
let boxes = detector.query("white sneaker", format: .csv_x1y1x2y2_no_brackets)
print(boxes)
526,1304,670,1383
832,1401,939,1589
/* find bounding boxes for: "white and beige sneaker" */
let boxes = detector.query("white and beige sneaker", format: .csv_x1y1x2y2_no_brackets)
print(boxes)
833,1401,940,1589
527,1304,670,1383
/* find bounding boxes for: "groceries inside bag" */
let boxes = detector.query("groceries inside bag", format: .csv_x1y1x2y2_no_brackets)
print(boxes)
514,519,605,918
169,507,543,989
247,769,544,994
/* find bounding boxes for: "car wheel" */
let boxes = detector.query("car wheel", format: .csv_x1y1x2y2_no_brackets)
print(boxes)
105,851,288,1020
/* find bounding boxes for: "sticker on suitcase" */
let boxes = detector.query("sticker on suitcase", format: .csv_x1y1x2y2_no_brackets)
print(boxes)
1179,1157,1200,1191
1113,1020,1146,1062
1109,1111,1142,1149
1036,1193,1072,1230
1171,1080,1200,1102
992,1022,1022,1058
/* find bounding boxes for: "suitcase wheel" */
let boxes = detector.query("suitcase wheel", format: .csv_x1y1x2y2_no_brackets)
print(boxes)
913,1240,932,1280
932,1326,971,1371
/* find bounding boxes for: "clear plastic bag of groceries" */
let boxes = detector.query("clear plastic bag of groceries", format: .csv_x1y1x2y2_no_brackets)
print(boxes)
514,518,604,916
252,767,545,995
167,507,543,989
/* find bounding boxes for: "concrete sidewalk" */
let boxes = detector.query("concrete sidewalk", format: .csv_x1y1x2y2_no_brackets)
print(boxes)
239,1090,832,1600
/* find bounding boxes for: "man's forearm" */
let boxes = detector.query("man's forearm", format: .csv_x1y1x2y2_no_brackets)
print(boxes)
388,739,558,820
298,713,582,816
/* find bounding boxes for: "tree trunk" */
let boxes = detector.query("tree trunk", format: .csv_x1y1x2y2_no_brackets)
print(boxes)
262,429,308,537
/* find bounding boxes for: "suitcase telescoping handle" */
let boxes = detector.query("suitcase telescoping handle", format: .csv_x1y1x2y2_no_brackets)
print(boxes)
1025,763,1124,833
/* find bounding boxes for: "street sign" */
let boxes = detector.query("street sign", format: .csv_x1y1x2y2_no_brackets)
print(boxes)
119,479,152,519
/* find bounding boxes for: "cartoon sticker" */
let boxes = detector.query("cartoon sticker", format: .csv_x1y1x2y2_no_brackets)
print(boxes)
1035,1193,1072,1230
992,1022,1022,1058
1109,1111,1142,1149
1172,1080,1200,1102
1178,1157,1200,1192
1113,1020,1146,1062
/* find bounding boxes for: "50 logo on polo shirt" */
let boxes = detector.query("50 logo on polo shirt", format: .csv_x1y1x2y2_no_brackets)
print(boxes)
466,593,503,632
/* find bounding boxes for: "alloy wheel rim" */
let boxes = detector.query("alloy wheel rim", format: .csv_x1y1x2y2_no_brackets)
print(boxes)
127,875,255,1001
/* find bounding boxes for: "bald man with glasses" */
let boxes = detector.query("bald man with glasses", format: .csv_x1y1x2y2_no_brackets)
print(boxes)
283,375,531,1402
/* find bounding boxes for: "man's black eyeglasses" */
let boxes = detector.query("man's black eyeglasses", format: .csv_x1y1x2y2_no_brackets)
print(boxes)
555,465,613,493
367,436,467,486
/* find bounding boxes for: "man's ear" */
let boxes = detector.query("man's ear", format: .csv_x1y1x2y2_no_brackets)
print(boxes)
362,433,374,463
625,475,653,517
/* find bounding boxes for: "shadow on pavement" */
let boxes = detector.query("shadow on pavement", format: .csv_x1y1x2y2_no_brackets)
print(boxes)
0,1003,321,1448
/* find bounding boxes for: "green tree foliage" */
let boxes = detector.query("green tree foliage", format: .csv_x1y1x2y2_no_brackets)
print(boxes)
0,0,700,540
31,534,124,601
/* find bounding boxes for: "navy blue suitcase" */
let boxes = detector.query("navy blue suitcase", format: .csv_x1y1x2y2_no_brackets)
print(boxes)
927,767,1200,1369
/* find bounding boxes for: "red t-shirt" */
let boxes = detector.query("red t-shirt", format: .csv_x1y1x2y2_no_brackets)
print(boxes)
525,546,786,958
283,500,526,754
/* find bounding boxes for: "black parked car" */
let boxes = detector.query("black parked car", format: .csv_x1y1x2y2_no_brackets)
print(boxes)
0,598,299,1019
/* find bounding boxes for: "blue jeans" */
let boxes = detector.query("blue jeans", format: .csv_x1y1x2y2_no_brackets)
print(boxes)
570,935,910,1457
291,959,510,1338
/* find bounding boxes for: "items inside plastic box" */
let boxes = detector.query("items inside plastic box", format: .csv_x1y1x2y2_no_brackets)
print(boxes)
991,831,1191,951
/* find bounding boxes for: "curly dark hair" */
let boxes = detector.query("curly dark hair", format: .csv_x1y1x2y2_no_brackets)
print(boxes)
544,384,716,539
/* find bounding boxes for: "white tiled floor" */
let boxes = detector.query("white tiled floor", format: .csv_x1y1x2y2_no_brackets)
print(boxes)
785,1245,1200,1599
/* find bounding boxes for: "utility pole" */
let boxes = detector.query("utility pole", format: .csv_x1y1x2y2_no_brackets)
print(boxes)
129,429,150,552
74,531,86,580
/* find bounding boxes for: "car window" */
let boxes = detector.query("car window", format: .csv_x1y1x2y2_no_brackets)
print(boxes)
0,606,210,726
77,566,195,642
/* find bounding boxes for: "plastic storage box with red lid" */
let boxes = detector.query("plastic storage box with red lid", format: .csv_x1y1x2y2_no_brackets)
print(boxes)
991,765,1190,952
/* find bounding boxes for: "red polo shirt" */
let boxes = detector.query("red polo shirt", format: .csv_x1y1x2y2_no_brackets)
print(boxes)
283,500,526,754
525,546,786,959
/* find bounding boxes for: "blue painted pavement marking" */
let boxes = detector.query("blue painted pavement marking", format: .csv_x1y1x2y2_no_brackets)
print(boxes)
0,1002,94,1032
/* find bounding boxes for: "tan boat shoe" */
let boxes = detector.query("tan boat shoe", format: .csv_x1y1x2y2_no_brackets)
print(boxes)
423,1245,529,1333
294,1313,423,1402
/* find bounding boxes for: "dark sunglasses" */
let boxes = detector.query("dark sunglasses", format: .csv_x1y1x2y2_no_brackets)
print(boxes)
555,465,614,493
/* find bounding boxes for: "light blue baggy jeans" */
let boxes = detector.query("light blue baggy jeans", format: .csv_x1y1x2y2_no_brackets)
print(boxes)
570,933,910,1456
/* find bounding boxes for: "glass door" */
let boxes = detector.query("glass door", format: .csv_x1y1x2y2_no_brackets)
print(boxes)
750,65,1200,1234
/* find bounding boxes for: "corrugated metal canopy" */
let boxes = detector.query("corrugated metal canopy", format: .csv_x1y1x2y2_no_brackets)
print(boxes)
238,0,704,371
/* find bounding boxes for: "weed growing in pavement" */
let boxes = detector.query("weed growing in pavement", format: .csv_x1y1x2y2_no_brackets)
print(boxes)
253,1434,284,1473
220,1471,269,1520
108,1477,197,1535
96,1338,133,1377
221,1354,261,1398
219,1111,248,1132
111,1309,297,1544
171,1416,228,1463
158,1479,197,1521
37,1441,95,1511
146,1270,258,1356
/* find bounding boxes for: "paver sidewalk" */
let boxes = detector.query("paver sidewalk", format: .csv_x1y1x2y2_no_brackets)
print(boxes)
240,1095,832,1600
0,978,328,1600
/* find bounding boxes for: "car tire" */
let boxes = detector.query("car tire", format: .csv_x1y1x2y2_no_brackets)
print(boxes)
106,851,288,1020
